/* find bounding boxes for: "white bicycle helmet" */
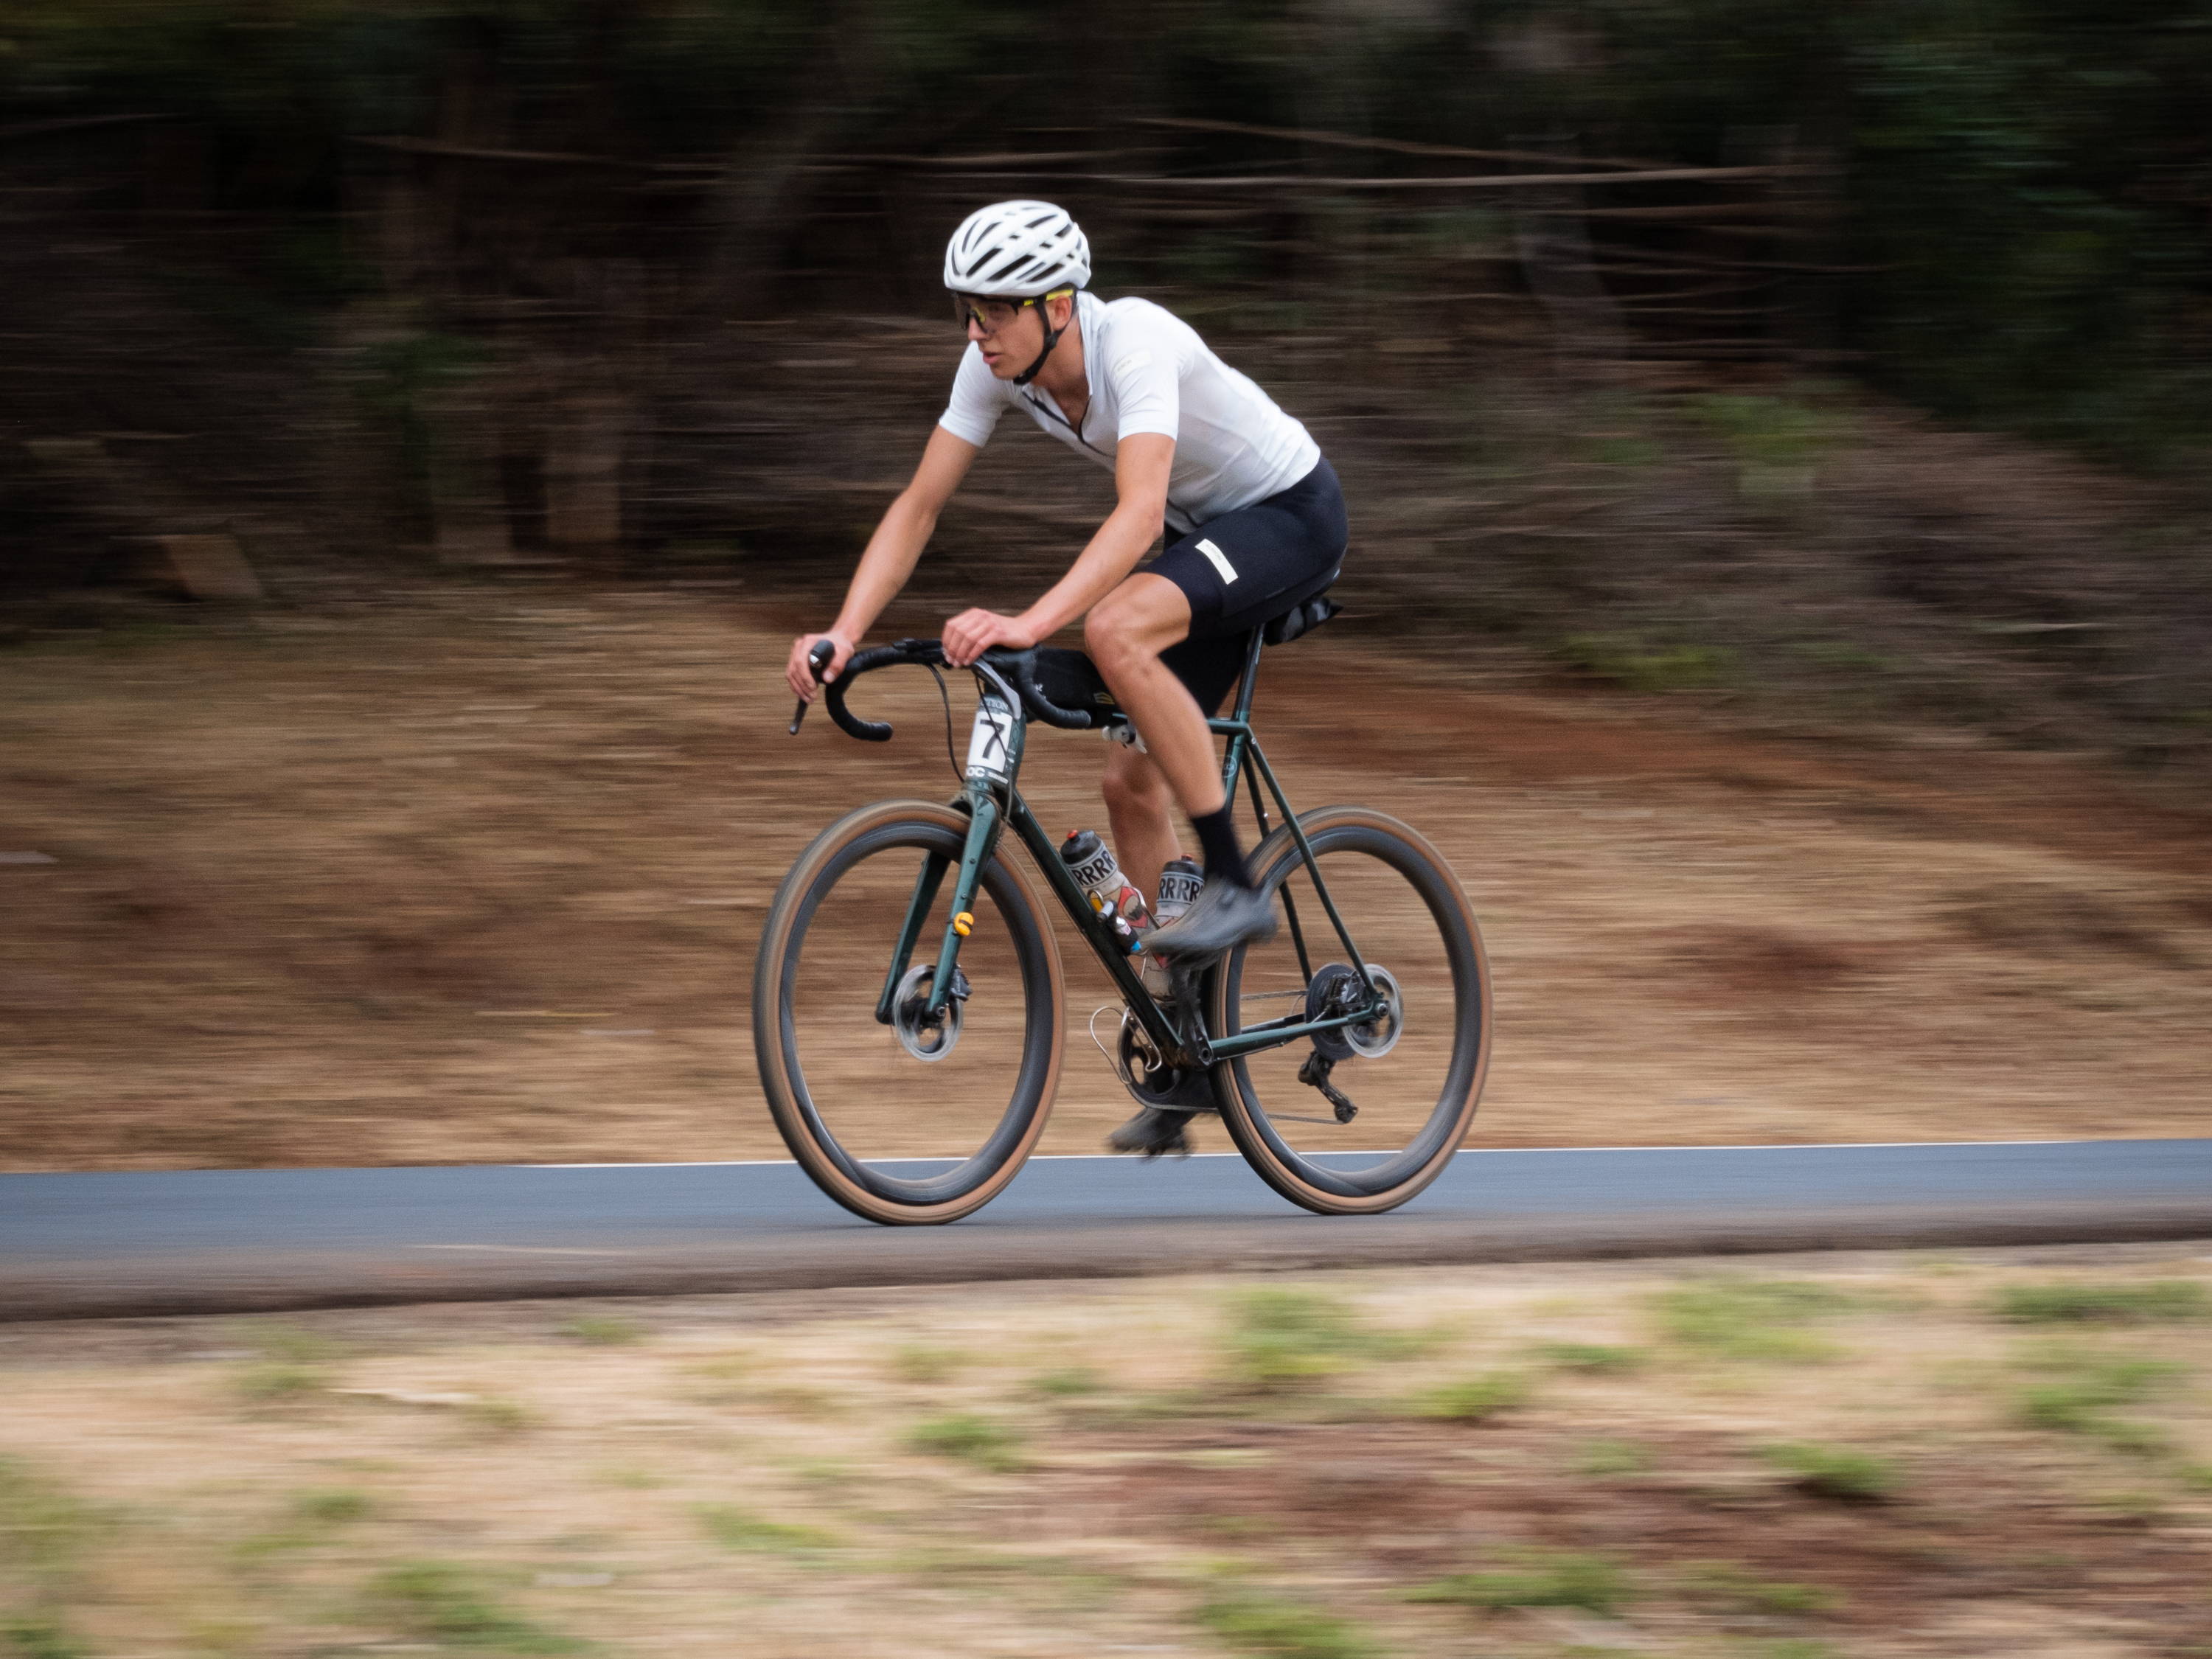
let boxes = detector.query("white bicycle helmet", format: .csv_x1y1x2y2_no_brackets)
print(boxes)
942,199,1091,297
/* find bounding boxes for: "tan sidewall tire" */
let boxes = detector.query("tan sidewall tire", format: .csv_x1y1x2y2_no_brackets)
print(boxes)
752,799,1063,1225
1211,805,1492,1216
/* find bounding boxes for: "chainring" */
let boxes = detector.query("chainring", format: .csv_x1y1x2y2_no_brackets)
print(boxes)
1116,1012,1215,1110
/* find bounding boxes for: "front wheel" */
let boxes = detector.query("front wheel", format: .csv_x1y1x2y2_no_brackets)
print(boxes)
753,799,1063,1225
1209,805,1492,1215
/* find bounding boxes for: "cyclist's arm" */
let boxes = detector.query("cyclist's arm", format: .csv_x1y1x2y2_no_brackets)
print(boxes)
790,427,978,698
1015,434,1174,640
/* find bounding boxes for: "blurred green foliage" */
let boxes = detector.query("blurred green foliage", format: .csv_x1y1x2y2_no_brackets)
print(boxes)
1559,634,1739,693
1194,1589,1380,1659
360,1559,584,1653
1759,1441,1899,1502
1679,1560,1843,1615
904,1410,1024,1470
1408,1548,1630,1614
1535,1340,1648,1374
1412,1370,1531,1422
1994,1280,2210,1324
1652,1279,1857,1362
694,1504,838,1553
0,1618,89,1659
1220,1287,1370,1391
2,0,2207,462
2012,1343,2188,1447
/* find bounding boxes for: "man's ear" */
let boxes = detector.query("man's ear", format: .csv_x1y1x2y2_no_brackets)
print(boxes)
1048,291,1076,331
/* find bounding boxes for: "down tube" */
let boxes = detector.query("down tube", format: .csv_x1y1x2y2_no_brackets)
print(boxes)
1003,796,1184,1057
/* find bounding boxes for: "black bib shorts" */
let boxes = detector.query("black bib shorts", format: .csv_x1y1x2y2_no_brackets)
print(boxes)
1145,455,1349,714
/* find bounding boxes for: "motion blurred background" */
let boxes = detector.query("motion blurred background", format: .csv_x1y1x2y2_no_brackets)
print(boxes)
4,18,2211,1654
2,1,2208,1169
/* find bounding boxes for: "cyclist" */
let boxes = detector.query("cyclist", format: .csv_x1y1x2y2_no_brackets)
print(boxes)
787,200,1347,1152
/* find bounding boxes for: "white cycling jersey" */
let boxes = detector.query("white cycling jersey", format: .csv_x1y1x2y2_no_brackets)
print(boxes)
936,291,1320,532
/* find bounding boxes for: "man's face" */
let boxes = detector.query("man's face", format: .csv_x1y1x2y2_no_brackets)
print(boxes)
961,293,1073,378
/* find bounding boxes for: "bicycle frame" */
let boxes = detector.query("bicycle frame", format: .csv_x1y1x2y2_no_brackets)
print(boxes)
883,633,1386,1071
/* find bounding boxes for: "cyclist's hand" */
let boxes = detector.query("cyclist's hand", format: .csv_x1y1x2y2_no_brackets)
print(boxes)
787,632,853,702
942,609,1036,668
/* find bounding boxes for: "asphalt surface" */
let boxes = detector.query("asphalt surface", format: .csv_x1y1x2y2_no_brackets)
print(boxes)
3,1139,2208,1320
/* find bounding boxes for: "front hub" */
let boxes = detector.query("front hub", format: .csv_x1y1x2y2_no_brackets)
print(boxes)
892,963,970,1062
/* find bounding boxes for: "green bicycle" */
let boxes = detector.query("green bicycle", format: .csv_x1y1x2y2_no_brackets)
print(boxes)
753,616,1492,1225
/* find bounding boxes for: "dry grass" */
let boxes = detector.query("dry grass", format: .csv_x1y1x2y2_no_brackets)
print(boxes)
0,1246,2206,1656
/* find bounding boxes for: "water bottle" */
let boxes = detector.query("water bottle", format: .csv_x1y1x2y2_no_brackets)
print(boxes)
1155,858,1203,924
1059,830,1151,957
1141,858,1203,997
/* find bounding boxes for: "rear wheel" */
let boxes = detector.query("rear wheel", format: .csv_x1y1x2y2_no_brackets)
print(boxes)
1209,806,1490,1215
753,799,1063,1225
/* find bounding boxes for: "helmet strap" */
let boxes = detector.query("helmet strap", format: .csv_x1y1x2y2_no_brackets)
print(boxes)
1010,289,1074,388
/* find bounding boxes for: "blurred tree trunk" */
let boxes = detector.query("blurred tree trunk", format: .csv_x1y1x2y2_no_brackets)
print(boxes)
698,1,879,320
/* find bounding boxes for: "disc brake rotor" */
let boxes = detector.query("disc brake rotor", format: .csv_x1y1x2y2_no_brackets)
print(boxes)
1344,964,1402,1059
891,962,967,1062
1304,961,1403,1061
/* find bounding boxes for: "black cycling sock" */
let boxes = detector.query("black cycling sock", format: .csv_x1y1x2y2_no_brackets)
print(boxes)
1191,805,1253,890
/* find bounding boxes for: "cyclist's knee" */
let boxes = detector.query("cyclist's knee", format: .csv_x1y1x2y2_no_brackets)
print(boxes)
1085,585,1175,669
1082,602,1137,669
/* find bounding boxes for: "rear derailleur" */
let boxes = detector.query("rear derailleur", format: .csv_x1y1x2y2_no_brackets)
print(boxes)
1297,1051,1360,1124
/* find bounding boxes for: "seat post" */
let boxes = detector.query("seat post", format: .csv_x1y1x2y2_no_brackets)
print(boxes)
1228,627,1265,723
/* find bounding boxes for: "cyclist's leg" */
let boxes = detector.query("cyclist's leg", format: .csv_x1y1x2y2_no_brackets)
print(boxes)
1090,459,1346,902
1101,740,1181,914
1084,575,1228,829
1099,627,1252,902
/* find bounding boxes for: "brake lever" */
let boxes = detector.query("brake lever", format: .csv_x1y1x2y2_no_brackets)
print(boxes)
790,639,837,736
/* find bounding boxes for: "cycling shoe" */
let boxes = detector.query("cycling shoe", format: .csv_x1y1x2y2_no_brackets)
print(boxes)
1147,880,1276,960
1106,1106,1194,1159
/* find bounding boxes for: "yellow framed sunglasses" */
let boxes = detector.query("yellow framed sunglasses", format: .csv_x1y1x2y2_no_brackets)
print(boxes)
953,287,1076,333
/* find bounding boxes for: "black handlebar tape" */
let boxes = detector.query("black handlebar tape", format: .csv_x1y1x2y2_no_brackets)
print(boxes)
812,638,1099,743
787,639,841,736
822,644,903,742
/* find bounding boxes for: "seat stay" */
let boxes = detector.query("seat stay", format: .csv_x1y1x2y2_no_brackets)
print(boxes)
1241,738,1380,998
1246,759,1318,989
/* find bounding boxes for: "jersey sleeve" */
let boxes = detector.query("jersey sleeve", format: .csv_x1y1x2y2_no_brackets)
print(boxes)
1108,313,1183,443
936,345,1006,448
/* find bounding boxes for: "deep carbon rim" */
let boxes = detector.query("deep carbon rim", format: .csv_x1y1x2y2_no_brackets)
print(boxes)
1218,812,1486,1206
771,814,1059,1211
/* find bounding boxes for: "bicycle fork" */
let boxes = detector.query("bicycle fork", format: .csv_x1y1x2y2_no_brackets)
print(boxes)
874,793,998,1026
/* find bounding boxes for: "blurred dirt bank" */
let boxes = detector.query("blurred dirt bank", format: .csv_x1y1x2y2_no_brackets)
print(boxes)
0,1246,2207,1658
2,585,2206,1173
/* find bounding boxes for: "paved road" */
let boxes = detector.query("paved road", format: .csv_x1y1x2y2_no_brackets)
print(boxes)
3,1140,2208,1320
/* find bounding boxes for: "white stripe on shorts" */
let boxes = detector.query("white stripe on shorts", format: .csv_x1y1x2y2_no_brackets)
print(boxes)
1195,538,1239,584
